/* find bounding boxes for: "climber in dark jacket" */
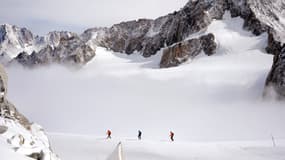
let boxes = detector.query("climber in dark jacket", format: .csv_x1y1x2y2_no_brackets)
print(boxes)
138,130,142,140
170,131,174,141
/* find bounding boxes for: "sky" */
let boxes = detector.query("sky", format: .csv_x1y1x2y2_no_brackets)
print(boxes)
0,0,188,35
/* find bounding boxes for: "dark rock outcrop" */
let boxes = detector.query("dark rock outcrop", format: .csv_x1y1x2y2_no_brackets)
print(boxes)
27,151,44,160
0,125,8,134
0,98,31,130
160,39,202,68
160,33,217,68
266,32,284,55
200,33,217,56
265,47,285,99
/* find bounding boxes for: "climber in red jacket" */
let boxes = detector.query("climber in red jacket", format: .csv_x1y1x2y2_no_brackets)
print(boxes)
107,130,112,139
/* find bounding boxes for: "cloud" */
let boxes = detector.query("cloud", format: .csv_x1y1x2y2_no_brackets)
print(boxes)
0,0,188,35
4,47,285,141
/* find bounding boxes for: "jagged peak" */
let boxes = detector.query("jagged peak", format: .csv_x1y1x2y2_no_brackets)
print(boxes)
0,23,14,29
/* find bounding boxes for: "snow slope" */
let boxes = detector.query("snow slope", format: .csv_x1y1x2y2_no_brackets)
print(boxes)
49,134,285,160
3,10,285,160
0,117,60,160
0,139,33,160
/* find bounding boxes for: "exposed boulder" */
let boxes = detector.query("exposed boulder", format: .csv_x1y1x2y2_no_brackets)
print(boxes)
0,125,8,134
160,33,217,68
200,33,217,56
160,39,202,68
27,151,44,160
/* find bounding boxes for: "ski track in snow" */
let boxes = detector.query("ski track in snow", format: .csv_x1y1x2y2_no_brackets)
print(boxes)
49,134,285,160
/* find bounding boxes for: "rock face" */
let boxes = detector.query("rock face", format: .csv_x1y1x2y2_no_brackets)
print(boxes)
209,0,285,99
0,0,228,67
266,32,284,55
160,33,216,68
1,0,282,67
160,39,202,68
265,47,285,99
0,64,60,160
248,0,285,43
247,0,285,99
83,0,227,58
229,0,285,99
227,0,269,36
0,99,30,129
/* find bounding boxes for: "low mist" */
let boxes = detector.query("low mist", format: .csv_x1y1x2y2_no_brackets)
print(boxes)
5,48,285,142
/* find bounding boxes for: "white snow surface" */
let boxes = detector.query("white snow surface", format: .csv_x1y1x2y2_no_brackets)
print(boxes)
49,134,285,160
2,11,285,160
0,140,32,160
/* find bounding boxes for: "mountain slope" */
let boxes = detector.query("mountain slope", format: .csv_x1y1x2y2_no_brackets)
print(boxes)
0,0,285,98
0,64,60,160
4,4,285,158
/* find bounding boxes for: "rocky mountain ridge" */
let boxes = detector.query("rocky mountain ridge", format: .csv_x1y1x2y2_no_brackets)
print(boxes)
0,0,285,98
0,24,96,67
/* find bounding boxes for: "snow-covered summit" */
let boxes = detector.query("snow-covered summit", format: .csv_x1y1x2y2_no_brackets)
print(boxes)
0,24,96,67
0,24,37,59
